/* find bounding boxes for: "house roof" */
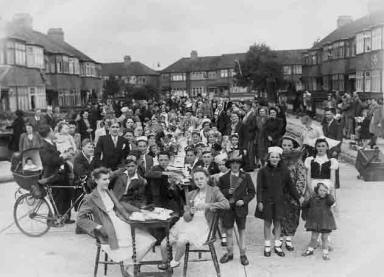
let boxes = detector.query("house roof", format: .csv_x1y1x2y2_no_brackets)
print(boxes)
312,10,384,49
6,27,96,62
162,50,305,73
161,53,246,73
101,61,159,76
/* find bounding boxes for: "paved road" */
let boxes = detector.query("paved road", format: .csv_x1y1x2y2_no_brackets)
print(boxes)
1,162,384,277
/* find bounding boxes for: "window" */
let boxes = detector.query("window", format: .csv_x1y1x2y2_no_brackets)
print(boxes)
6,41,15,64
293,65,302,75
356,72,364,92
26,46,44,68
283,66,292,75
356,33,364,54
15,42,26,65
322,75,330,91
56,56,63,73
337,41,344,58
63,56,69,73
69,58,74,74
74,59,80,74
220,69,229,78
338,74,344,92
190,71,207,80
364,31,372,52
208,71,217,79
364,71,371,92
129,76,137,84
372,27,382,50
171,73,186,81
371,70,381,92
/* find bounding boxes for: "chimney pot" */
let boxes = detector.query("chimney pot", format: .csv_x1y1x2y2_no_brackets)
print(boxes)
337,16,353,28
190,50,198,59
124,55,131,65
47,28,64,42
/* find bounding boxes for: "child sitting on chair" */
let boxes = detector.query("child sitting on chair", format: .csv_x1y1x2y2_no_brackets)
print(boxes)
23,157,39,171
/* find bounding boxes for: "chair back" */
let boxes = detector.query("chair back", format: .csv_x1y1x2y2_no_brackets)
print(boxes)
205,212,219,244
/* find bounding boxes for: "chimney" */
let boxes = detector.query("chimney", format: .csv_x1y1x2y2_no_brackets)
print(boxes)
12,13,33,29
337,16,353,28
47,28,64,42
124,55,131,65
190,50,198,59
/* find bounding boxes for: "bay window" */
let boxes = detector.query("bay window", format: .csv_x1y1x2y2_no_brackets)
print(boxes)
356,72,364,92
356,33,364,54
6,41,15,64
364,71,371,92
15,42,26,65
220,69,229,78
283,66,292,75
371,70,381,92
364,31,372,52
26,46,44,68
338,74,344,92
56,56,63,73
171,73,186,81
293,65,302,75
63,56,69,73
69,58,75,74
372,27,382,50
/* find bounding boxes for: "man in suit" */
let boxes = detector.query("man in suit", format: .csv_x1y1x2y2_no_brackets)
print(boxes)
77,110,93,141
94,121,129,171
184,146,204,173
113,157,148,209
216,103,231,136
145,151,184,215
136,136,154,177
217,150,255,266
323,108,343,188
239,100,258,172
44,105,56,129
38,124,74,224
30,109,47,132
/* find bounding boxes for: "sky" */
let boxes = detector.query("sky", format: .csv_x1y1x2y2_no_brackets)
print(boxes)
0,0,373,69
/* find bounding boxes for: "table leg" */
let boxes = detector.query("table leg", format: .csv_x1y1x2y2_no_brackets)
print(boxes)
131,226,138,277
166,225,173,276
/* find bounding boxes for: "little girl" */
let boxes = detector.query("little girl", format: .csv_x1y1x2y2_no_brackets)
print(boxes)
302,182,336,260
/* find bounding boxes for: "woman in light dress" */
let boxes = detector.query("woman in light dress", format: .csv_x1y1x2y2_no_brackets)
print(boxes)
158,167,230,269
77,167,156,276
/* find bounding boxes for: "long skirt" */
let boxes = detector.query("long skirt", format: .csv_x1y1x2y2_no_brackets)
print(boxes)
281,194,301,237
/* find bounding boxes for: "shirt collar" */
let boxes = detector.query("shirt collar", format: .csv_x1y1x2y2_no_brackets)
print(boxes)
231,171,240,177
124,171,139,180
44,138,54,145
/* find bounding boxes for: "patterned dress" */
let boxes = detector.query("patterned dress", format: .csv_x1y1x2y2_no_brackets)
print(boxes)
281,150,306,237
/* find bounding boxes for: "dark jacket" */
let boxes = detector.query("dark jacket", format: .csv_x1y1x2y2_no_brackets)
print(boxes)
94,135,129,170
73,151,95,180
216,110,231,136
302,194,336,232
39,139,65,178
137,154,154,177
18,132,41,152
77,118,91,141
77,189,139,250
112,172,148,209
218,171,256,217
322,119,343,154
239,111,258,148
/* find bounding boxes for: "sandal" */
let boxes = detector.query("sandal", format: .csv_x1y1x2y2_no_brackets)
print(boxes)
302,249,314,257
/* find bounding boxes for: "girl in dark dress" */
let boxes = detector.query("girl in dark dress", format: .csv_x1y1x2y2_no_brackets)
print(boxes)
302,182,336,260
255,147,302,257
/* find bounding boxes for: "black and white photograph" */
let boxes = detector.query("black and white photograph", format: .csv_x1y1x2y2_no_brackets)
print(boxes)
0,0,384,276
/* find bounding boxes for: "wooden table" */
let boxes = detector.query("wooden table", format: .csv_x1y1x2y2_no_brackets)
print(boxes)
128,216,176,277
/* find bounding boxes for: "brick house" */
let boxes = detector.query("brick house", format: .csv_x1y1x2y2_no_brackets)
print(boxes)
0,14,102,112
303,10,384,100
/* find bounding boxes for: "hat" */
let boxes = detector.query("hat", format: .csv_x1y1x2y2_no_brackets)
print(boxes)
281,132,301,149
201,118,211,126
121,107,129,113
230,133,239,139
136,136,148,143
215,153,228,164
268,146,283,155
225,150,244,168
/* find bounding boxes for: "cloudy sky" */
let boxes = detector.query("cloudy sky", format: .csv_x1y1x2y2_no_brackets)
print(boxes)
0,0,372,68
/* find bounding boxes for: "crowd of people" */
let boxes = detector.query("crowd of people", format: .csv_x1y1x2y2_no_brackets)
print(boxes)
9,95,346,276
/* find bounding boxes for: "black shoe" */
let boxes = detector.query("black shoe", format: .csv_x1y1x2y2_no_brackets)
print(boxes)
64,219,76,224
221,241,227,247
285,241,295,251
274,246,285,257
240,255,249,266
219,253,233,264
264,247,271,257
157,263,168,271
302,249,314,257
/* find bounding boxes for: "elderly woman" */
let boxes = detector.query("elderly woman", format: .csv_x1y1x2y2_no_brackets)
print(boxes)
255,147,303,257
158,167,229,269
19,122,42,152
77,167,156,276
280,135,306,251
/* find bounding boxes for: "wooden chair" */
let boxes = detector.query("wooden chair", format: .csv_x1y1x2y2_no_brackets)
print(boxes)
183,212,221,277
94,237,125,277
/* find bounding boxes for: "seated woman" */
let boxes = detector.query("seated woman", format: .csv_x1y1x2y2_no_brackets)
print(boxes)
77,167,156,276
158,167,230,269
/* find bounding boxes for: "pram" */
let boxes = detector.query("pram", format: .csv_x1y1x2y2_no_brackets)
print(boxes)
11,147,43,197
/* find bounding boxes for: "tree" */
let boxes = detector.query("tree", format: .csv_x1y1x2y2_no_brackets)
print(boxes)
103,75,120,98
129,85,160,100
234,43,284,101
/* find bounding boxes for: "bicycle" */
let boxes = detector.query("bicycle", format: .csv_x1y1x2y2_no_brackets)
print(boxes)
13,175,89,237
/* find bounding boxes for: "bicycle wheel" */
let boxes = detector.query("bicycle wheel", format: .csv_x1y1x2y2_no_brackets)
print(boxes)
13,193,53,237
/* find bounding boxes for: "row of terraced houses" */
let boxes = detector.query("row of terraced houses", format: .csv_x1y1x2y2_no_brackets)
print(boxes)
1,9,384,112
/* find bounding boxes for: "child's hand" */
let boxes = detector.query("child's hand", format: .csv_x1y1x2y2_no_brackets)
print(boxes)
257,202,263,212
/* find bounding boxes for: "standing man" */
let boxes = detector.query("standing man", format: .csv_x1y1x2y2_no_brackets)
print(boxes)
38,125,73,224
44,106,56,129
218,150,255,266
136,136,154,176
323,108,343,188
94,121,129,171
30,109,46,131
239,100,258,172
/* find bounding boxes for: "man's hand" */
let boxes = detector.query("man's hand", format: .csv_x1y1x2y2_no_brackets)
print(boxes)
267,136,272,141
257,202,263,212
235,200,245,206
